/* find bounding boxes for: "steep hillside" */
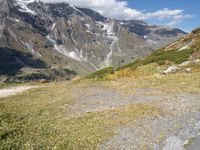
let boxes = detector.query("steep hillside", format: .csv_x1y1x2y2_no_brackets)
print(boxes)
0,0,186,82
87,28,200,79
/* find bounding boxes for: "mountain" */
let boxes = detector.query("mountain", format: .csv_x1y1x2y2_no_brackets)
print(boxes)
87,28,200,79
0,0,187,82
119,20,186,49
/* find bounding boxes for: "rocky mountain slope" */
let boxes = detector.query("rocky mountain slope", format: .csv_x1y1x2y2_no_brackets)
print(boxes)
87,27,200,79
0,0,186,82
119,20,186,49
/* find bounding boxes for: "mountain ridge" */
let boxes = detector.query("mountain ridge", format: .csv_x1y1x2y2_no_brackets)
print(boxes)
0,0,187,82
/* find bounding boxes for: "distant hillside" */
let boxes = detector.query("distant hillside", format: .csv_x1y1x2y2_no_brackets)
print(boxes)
87,28,200,79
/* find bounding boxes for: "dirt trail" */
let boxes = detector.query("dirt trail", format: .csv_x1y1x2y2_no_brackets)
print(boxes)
65,83,200,150
0,86,37,98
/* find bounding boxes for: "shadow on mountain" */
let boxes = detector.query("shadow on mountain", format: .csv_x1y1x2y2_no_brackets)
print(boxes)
0,47,48,76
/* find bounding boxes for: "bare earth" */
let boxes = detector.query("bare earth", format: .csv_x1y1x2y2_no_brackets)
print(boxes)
0,86,37,98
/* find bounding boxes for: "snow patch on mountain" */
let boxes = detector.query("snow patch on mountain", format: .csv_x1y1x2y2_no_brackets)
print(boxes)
20,41,42,57
16,0,36,15
117,42,122,53
51,23,56,31
100,37,119,68
70,5,86,16
15,18,20,22
98,21,115,38
46,35,99,70
85,23,93,33
97,21,121,68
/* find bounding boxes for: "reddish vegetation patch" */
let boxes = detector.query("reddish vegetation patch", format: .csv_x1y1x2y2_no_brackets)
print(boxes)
72,76,82,82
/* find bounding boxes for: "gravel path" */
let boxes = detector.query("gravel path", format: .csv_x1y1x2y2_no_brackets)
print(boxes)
98,91,200,150
187,136,200,150
0,86,37,98
67,86,164,116
65,83,200,150
100,112,200,150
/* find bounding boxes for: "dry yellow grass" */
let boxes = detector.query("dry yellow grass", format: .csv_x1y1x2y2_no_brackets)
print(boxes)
107,63,163,80
99,71,200,94
1,69,200,149
0,80,161,150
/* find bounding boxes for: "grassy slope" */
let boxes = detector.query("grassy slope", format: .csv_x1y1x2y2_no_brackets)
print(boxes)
0,81,161,150
1,71,200,149
86,28,200,80
86,47,199,80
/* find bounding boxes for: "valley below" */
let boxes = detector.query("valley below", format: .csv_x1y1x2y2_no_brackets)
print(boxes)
1,72,200,150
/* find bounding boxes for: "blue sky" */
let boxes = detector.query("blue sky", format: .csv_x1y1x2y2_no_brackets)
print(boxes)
126,0,199,32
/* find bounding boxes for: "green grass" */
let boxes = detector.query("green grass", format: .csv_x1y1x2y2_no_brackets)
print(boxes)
120,48,195,70
1,71,200,149
147,48,195,64
115,59,140,71
86,67,114,79
0,82,160,150
87,48,197,79
63,68,77,75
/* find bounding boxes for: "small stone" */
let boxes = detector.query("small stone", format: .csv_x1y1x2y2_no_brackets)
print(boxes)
185,68,192,73
163,66,179,74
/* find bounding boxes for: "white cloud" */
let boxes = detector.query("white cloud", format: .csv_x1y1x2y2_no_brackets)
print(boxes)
167,14,195,26
40,0,194,26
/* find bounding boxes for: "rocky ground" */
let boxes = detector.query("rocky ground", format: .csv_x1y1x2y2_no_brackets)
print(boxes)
1,73,200,150
0,86,38,98
64,82,200,150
